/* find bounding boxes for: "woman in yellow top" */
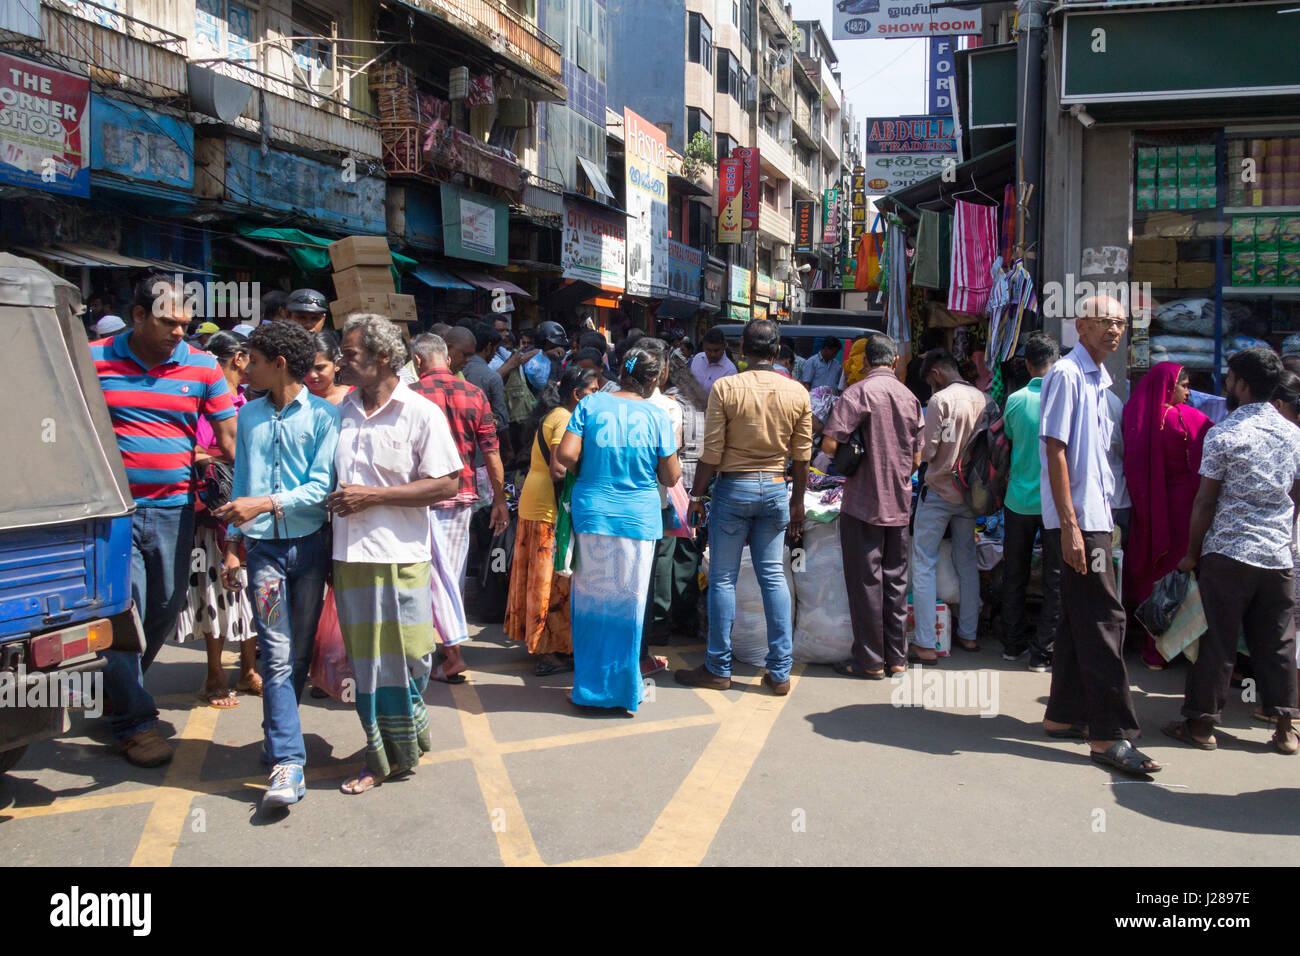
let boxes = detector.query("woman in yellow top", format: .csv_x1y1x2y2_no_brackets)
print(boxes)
505,365,600,675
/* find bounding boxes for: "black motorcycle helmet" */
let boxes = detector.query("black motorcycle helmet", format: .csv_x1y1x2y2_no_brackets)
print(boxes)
287,288,328,314
534,320,568,350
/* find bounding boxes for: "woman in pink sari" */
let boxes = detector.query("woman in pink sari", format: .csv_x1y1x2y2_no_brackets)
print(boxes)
1122,361,1212,668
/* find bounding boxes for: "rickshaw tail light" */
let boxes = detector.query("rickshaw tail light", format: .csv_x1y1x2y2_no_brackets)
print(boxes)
30,619,113,668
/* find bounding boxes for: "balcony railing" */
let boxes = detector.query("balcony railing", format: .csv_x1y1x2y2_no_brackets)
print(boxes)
759,202,793,245
35,0,188,98
756,126,791,181
197,59,382,159
759,0,794,43
407,0,562,84
792,96,815,146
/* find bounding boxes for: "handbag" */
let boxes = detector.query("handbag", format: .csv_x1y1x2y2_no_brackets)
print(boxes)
195,459,234,511
831,425,866,477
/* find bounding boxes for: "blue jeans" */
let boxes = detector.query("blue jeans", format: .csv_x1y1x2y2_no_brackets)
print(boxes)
911,492,980,648
101,505,195,740
246,529,330,768
706,474,793,681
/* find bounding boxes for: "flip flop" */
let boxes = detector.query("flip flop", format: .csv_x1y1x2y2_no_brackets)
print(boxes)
953,639,981,653
1090,739,1162,775
832,660,886,680
1253,710,1279,725
236,674,263,696
640,656,668,678
907,650,940,665
431,664,467,684
340,770,381,794
1161,719,1217,751
534,657,574,677
199,687,239,709
1045,723,1088,740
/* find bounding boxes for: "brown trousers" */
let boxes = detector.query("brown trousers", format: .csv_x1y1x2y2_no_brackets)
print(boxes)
839,514,910,671
1185,553,1299,724
1044,529,1140,740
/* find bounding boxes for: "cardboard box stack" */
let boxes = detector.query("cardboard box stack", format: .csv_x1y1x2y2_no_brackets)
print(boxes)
1132,237,1178,287
327,236,419,326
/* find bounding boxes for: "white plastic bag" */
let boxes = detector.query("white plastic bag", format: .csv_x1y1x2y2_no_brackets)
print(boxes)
907,539,961,606
792,518,855,663
729,546,797,667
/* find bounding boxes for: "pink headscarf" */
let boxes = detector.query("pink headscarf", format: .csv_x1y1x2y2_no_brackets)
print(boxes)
1121,362,1184,580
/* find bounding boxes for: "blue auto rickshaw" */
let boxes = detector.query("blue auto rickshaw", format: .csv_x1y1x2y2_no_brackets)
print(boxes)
0,252,143,775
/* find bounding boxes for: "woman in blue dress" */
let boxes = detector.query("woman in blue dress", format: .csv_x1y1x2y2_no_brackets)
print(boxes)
556,347,681,713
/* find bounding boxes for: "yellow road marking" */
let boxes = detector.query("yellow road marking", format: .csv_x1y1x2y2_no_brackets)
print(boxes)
129,704,220,867
449,681,544,866
497,713,720,755
566,665,804,867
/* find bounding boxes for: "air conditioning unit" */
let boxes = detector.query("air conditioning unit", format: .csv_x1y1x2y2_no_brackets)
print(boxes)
761,94,778,115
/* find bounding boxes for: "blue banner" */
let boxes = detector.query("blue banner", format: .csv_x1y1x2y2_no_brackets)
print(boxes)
928,37,957,115
90,95,193,190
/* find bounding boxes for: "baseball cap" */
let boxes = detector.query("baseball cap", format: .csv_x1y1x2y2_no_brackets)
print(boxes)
190,321,221,338
231,323,256,337
1283,334,1300,358
94,314,126,335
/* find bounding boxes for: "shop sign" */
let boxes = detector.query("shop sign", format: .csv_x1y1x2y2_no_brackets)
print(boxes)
755,271,773,300
728,302,751,322
718,157,742,245
703,261,725,310
928,37,956,114
794,199,815,252
623,107,670,296
441,182,509,265
90,95,192,190
729,264,751,306
823,188,839,245
224,138,385,233
666,239,702,300
561,196,626,291
851,164,867,240
833,2,982,41
0,53,90,197
734,146,761,231
863,114,957,194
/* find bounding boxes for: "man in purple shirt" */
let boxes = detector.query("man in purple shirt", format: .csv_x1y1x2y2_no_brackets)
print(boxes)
821,334,924,678
690,327,737,392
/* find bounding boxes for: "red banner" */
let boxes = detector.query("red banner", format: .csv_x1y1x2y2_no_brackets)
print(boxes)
717,157,742,245
0,53,90,197
733,146,760,231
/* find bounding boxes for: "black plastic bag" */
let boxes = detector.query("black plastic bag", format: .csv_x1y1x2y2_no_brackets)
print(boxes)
475,509,517,623
1135,570,1190,636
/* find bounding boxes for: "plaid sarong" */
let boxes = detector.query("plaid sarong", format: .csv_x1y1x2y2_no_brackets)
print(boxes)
333,560,436,778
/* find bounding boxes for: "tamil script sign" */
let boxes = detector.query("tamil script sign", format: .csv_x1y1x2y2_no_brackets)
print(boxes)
833,1,983,40
623,107,670,297
0,53,90,197
863,114,957,194
561,196,626,291
823,187,839,245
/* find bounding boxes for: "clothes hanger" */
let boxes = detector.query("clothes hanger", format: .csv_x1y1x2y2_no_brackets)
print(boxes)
950,173,998,206
916,183,952,210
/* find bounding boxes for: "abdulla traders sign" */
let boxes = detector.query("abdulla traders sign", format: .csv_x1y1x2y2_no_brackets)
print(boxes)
623,107,670,297
833,1,982,40
0,53,90,197
863,114,957,194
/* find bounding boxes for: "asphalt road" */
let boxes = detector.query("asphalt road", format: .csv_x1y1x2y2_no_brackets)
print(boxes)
3,614,1297,866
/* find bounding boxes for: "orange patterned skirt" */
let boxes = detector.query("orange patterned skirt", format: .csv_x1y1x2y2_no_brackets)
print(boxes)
504,518,572,655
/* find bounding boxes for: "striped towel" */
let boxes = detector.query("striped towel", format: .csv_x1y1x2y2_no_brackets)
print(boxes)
948,199,999,314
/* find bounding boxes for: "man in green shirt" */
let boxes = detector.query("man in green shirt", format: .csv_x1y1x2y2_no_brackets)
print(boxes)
1002,332,1061,672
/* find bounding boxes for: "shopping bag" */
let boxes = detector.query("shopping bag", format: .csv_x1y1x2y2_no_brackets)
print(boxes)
308,587,354,701
553,473,577,573
476,509,517,623
665,478,695,540
1154,576,1206,664
1135,570,1191,636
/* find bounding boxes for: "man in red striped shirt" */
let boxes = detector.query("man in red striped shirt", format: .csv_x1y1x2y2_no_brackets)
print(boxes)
91,274,237,767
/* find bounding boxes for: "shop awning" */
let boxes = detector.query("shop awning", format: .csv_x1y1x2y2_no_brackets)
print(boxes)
668,173,712,198
12,244,213,274
410,265,476,291
578,156,615,201
236,224,417,275
227,236,288,261
546,279,622,312
655,296,702,320
875,142,1016,224
453,270,533,298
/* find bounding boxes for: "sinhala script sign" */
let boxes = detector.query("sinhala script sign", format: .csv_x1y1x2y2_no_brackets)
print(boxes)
863,114,957,195
832,1,982,40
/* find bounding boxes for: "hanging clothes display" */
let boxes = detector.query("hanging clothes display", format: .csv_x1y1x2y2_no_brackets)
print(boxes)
855,214,885,292
884,222,909,348
1000,183,1016,264
948,198,999,314
913,210,951,290
985,257,1039,364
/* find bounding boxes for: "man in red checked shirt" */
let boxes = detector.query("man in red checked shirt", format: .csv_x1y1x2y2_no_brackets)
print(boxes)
410,332,509,683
